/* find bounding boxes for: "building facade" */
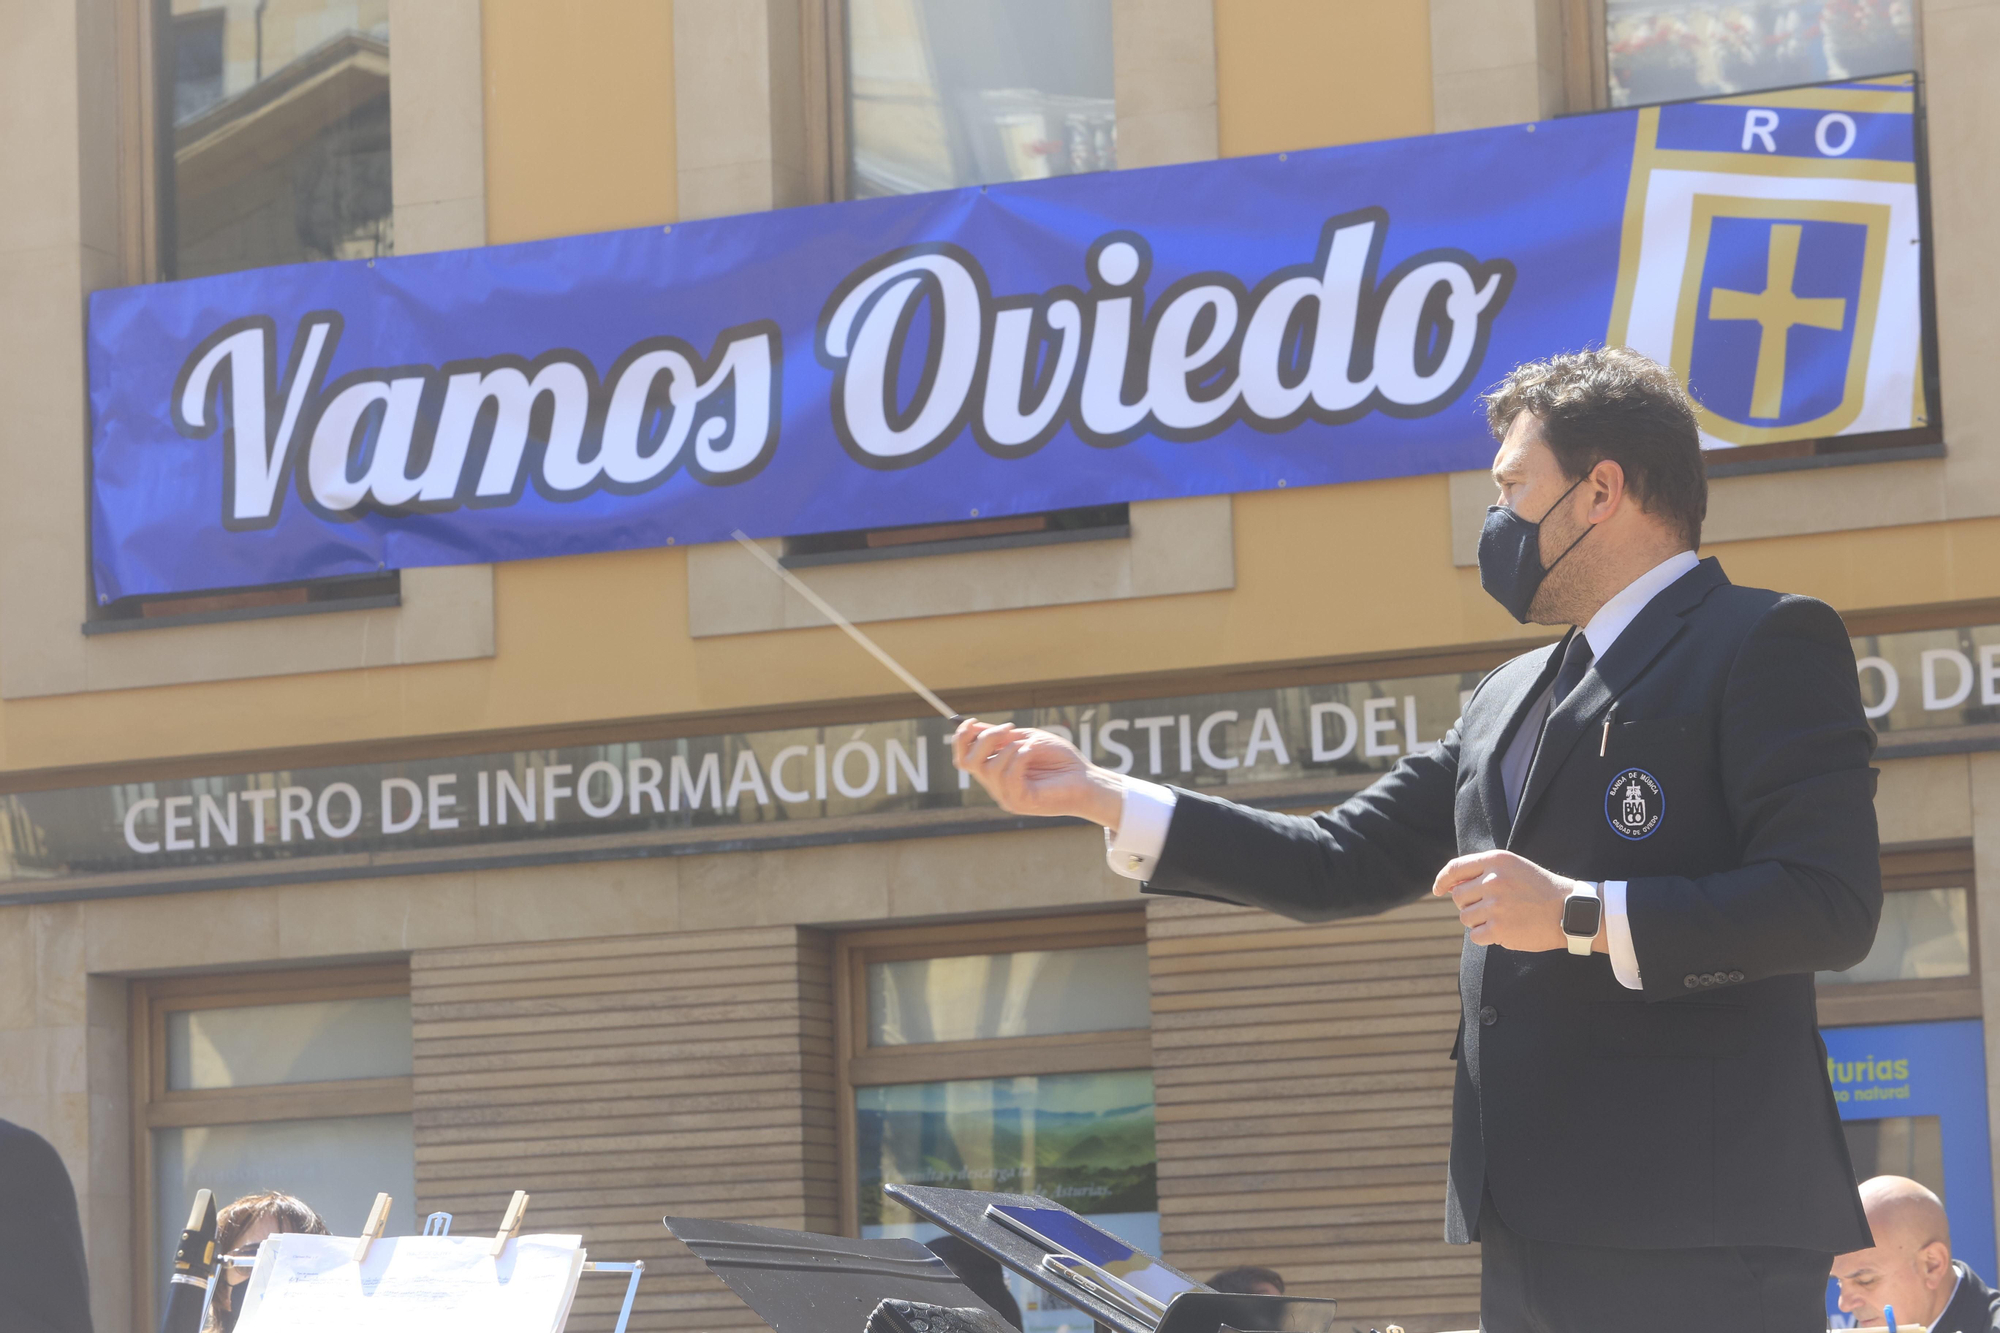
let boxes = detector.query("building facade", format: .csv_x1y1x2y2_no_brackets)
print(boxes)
2,1,1997,1330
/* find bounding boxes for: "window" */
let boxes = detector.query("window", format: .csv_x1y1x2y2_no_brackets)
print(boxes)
88,570,401,633
157,0,393,279
838,0,1116,199
837,915,1154,1333
782,504,1130,568
133,964,416,1328
1816,848,1978,1027
1843,1114,1945,1198
1604,1,1917,107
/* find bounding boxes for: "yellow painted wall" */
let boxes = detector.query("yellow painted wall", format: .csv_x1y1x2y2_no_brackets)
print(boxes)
482,0,678,243
12,461,2000,772
1214,0,1433,154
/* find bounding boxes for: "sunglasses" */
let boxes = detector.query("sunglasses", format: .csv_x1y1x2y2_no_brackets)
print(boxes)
222,1239,264,1283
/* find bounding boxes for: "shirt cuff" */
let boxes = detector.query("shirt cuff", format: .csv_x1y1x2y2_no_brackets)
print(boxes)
1104,779,1177,880
1604,880,1642,990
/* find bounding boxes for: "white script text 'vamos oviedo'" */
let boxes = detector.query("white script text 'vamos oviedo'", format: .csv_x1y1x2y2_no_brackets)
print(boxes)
173,209,1514,526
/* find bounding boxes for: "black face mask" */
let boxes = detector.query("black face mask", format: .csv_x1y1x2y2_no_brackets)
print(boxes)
1478,475,1592,624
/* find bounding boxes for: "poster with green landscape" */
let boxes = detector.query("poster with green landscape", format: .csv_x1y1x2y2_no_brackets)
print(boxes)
854,1070,1157,1228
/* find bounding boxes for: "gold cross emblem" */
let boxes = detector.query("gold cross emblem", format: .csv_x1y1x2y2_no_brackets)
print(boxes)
1706,223,1847,420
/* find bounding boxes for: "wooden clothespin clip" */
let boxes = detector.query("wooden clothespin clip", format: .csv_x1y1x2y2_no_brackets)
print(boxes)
490,1190,530,1257
353,1192,392,1263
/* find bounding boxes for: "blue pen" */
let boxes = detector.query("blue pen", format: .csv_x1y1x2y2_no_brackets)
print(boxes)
1885,1304,1895,1332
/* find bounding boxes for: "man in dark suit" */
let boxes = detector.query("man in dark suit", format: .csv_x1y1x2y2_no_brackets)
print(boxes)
0,1117,94,1333
1833,1176,2000,1331
953,348,1881,1331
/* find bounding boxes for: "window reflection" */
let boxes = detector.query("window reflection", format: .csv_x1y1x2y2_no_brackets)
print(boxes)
1605,1,1916,108
855,1071,1158,1230
1818,888,1969,986
856,1070,1159,1333
161,0,393,278
867,944,1151,1045
1842,1114,1944,1199
153,1114,415,1300
845,0,1115,198
165,995,414,1089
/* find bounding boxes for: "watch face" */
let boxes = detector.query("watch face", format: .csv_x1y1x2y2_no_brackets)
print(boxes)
1561,894,1602,937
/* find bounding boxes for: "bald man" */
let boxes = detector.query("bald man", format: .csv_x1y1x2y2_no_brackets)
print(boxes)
1831,1176,2000,1331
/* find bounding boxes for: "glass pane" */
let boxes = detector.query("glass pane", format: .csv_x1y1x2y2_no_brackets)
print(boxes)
1605,2,1916,108
1817,888,1970,986
166,994,413,1089
856,1070,1157,1225
153,1113,416,1295
867,944,1149,1045
855,1069,1158,1333
845,0,1115,198
1842,1114,1945,1199
163,0,393,278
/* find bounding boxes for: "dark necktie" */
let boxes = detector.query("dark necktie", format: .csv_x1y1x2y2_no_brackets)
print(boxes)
1551,633,1595,707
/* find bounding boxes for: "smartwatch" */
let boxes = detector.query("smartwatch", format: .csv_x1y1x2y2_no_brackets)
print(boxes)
1561,882,1602,956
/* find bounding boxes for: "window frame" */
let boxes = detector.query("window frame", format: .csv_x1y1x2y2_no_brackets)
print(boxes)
780,504,1132,570
129,961,413,1331
97,0,408,629
832,911,1152,1236
804,0,845,203
1817,846,1980,1028
112,0,168,285
1558,0,1609,115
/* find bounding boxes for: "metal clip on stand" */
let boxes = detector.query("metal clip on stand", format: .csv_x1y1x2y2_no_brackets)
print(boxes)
433,1196,648,1333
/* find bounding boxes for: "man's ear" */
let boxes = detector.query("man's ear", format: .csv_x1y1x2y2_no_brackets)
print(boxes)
1920,1239,1953,1284
1587,457,1627,522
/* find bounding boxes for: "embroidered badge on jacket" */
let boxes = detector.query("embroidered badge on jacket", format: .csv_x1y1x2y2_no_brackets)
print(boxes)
1605,768,1664,840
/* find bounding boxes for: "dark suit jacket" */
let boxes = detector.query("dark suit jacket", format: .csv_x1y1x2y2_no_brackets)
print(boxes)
1936,1262,2000,1333
0,1118,94,1333
1145,559,1880,1253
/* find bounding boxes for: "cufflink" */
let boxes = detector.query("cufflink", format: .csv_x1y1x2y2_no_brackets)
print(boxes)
1126,854,1144,870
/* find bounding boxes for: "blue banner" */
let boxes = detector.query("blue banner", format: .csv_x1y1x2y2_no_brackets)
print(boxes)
1822,1020,1995,1305
87,76,1923,600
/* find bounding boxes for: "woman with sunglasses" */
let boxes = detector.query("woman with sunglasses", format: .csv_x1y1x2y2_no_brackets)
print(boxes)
203,1192,327,1332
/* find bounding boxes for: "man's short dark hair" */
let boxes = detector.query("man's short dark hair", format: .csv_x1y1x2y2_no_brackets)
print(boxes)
1207,1265,1284,1295
1482,347,1707,550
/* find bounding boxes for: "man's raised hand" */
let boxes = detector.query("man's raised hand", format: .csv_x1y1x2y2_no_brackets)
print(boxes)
951,719,1126,828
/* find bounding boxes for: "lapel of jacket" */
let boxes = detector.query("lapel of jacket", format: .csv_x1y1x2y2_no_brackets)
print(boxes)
1508,558,1728,843
1479,638,1567,848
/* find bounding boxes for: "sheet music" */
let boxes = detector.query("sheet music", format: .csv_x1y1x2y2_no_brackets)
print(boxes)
235,1232,587,1333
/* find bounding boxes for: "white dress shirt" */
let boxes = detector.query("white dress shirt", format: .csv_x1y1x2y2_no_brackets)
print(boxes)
1106,550,1703,992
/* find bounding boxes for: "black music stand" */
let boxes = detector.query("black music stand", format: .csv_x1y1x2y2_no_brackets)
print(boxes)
884,1185,1340,1333
664,1216,1013,1333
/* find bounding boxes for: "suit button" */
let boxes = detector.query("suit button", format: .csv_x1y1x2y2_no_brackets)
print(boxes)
1703,973,1720,986
1480,1006,1498,1026
1684,974,1700,989
1728,970,1745,984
